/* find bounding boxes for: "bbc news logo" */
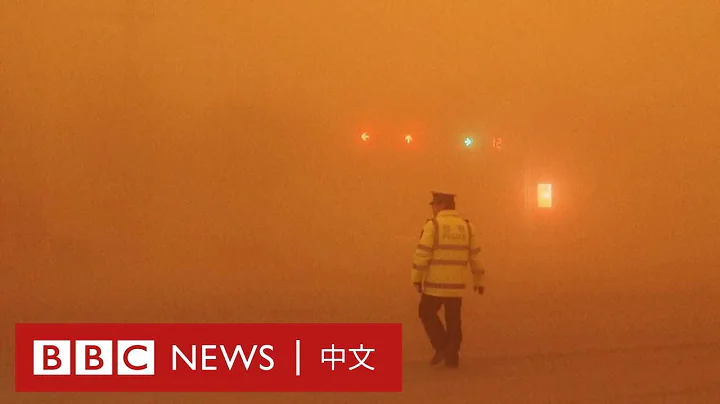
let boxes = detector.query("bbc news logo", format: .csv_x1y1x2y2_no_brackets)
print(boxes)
16,323,402,392
171,344,275,372
33,340,154,375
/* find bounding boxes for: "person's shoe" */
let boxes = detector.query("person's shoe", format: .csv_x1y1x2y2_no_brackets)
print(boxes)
444,354,459,368
429,351,445,366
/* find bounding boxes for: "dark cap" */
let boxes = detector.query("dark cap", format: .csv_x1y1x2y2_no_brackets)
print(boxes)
429,191,456,205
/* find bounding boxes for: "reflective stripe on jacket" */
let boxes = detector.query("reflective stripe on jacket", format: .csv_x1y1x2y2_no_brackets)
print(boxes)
411,210,485,297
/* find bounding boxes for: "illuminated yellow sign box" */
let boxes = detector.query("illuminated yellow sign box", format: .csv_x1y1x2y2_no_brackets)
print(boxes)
537,183,552,208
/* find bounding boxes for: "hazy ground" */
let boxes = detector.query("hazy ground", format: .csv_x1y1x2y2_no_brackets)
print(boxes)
2,234,719,403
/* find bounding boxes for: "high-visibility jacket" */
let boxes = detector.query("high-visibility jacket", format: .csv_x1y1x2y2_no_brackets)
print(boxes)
411,210,485,298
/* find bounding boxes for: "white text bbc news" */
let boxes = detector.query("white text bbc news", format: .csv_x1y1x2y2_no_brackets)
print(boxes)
33,341,276,375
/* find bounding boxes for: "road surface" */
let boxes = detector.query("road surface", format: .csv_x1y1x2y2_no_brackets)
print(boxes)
2,241,719,403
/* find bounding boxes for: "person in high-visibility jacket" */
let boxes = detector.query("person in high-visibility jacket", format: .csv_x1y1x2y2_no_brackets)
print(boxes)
411,191,485,368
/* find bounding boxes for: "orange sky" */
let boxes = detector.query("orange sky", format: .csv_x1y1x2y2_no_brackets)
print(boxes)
2,0,719,277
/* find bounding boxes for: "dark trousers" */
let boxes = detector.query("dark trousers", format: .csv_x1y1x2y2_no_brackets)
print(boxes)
418,293,463,362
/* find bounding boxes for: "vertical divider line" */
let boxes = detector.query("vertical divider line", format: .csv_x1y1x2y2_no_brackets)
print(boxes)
295,339,300,376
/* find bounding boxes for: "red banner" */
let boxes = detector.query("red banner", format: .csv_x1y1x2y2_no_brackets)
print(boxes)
15,323,402,392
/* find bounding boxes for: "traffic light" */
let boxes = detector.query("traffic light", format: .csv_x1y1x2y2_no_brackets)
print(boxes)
360,132,370,142
463,136,474,147
404,134,413,144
